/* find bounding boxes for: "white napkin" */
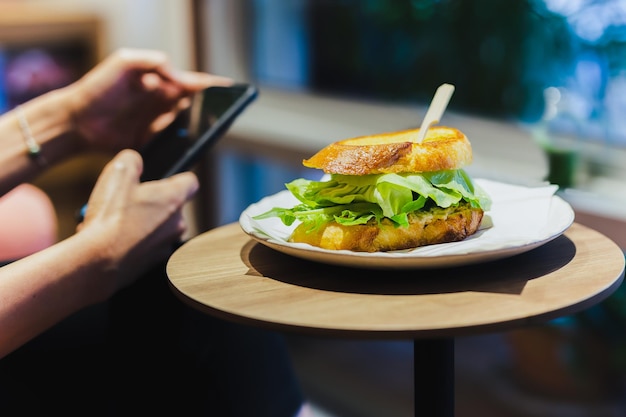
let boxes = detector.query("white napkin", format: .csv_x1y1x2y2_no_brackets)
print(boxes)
413,179,562,255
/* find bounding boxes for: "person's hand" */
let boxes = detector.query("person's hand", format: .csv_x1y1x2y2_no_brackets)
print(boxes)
66,48,233,153
77,149,198,292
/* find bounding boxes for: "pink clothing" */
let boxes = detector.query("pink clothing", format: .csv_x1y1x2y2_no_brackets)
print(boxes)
0,183,57,260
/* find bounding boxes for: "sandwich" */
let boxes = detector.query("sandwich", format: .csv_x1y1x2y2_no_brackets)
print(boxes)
253,126,491,252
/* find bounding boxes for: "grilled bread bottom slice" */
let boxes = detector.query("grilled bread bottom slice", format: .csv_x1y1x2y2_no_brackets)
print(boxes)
289,202,484,252
302,126,472,176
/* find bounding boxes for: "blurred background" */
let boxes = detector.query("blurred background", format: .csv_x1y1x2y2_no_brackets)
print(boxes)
2,1,626,416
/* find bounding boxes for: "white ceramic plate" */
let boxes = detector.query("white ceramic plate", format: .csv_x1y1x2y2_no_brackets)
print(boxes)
239,179,575,269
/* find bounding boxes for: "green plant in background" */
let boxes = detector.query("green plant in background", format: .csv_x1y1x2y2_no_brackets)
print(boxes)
307,0,574,122
307,0,626,145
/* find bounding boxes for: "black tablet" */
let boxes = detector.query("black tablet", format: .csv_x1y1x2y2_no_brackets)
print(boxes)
77,83,258,221
140,83,258,181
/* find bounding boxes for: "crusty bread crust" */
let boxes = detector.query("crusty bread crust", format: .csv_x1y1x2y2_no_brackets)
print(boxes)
302,126,472,175
289,203,484,252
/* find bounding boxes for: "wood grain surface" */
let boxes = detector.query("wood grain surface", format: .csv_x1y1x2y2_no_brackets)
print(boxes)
167,222,625,339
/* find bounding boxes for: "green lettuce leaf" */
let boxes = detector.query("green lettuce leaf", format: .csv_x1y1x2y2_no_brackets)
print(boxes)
253,169,491,229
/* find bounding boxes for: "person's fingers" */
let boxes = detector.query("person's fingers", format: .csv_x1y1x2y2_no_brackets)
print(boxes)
127,171,199,245
101,150,142,202
140,170,199,209
112,48,171,73
85,150,142,220
141,72,164,92
112,47,234,91
168,171,200,202
140,72,186,101
170,70,234,91
149,204,188,245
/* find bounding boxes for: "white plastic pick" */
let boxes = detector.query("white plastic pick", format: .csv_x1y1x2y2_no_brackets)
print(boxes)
415,83,455,143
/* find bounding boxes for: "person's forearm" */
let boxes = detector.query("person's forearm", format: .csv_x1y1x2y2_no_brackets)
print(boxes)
0,232,113,359
0,87,82,196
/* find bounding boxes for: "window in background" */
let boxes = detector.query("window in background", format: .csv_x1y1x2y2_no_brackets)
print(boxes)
0,6,102,114
250,0,626,147
0,41,92,112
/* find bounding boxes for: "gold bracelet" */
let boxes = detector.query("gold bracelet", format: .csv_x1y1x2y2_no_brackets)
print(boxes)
16,105,46,166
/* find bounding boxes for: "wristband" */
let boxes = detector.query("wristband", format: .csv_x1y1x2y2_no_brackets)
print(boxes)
16,105,47,166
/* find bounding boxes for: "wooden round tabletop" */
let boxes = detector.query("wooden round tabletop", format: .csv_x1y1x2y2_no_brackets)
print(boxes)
166,222,625,339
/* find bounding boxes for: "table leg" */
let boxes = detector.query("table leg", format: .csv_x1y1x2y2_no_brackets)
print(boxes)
414,338,454,417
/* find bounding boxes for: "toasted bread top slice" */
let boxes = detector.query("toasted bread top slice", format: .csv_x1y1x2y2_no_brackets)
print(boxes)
302,126,472,175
